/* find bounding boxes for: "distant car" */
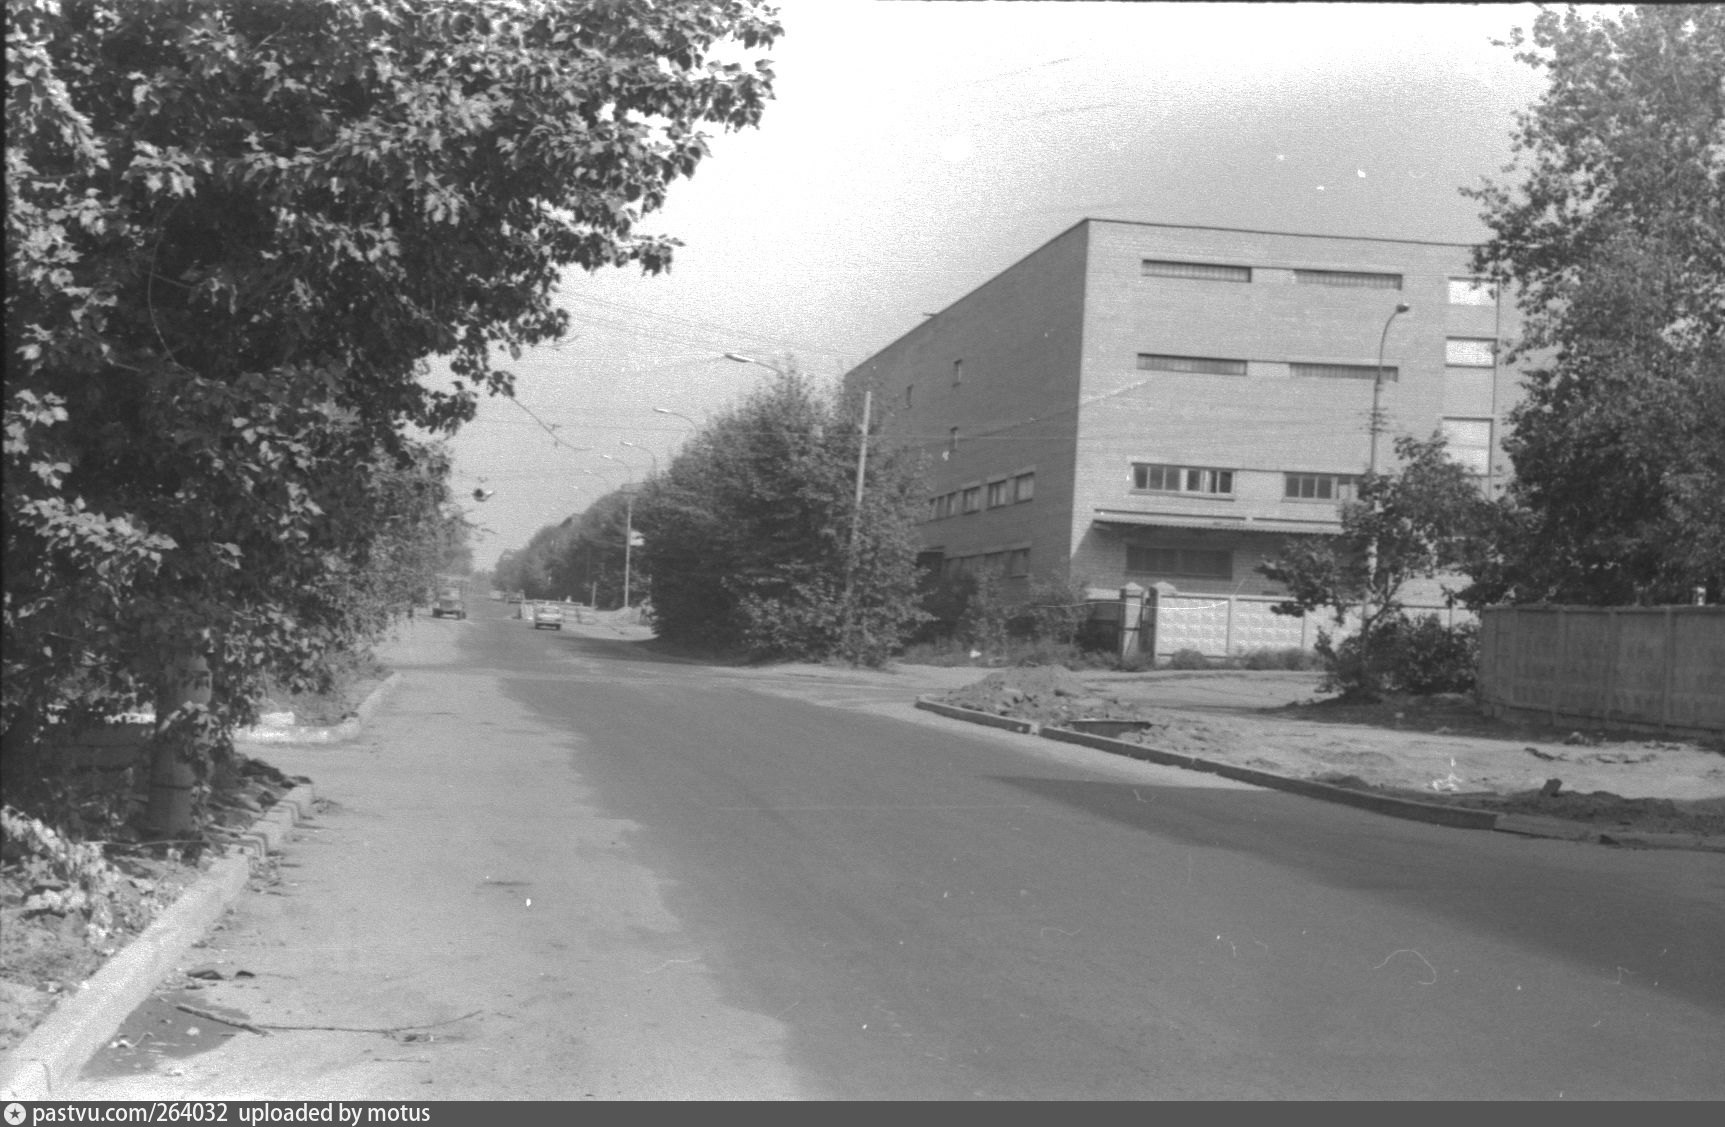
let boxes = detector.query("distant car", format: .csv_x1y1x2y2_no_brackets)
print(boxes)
507,592,525,604
431,589,466,619
532,603,564,630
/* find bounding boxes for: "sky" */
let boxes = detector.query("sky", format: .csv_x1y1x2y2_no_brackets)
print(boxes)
444,0,1550,572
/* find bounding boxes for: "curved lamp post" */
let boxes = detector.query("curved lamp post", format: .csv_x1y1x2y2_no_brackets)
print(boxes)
1364,302,1411,666
653,406,699,429
618,440,659,477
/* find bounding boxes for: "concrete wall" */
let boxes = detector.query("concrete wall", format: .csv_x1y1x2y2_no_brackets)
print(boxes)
1478,605,1725,737
850,222,1090,582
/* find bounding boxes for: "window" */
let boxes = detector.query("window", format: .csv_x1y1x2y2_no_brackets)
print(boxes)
961,485,982,513
1442,417,1493,475
952,359,964,386
905,384,914,407
1293,268,1402,290
986,479,1010,508
1133,463,1235,495
1290,362,1396,382
1126,546,1233,579
1142,259,1251,283
1006,548,1030,577
1284,473,1358,501
1013,472,1035,502
1448,277,1497,306
947,427,959,457
1137,354,1248,376
1445,338,1497,367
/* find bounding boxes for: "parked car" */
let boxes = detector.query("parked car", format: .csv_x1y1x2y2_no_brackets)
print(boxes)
431,588,466,619
532,603,564,630
507,592,525,604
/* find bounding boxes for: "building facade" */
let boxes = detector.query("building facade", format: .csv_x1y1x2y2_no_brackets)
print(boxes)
846,219,1519,644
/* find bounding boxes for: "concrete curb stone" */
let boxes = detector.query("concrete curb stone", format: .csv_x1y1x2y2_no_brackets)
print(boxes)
0,671,399,1101
914,697,1723,850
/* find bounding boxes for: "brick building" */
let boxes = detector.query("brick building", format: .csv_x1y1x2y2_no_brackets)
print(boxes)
845,219,1520,653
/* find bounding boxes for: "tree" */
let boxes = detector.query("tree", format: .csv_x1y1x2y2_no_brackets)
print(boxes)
1463,4,1725,604
5,0,780,827
1258,434,1493,697
637,371,927,665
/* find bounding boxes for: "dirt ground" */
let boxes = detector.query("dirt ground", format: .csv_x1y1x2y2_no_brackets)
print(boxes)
932,667,1725,837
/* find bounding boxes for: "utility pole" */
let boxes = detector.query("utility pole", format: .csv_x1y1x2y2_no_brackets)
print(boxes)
842,387,872,664
621,488,635,611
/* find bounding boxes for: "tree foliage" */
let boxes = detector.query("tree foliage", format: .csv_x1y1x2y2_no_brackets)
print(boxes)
496,487,637,607
1258,434,1493,697
1464,4,1725,604
636,371,927,665
4,0,780,813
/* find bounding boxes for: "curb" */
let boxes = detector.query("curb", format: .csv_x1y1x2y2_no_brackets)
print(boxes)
0,672,397,1099
0,783,315,1101
235,672,401,745
914,697,1725,850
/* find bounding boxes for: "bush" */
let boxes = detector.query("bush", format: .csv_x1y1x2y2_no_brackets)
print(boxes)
1164,648,1210,670
1239,647,1316,671
1317,615,1477,698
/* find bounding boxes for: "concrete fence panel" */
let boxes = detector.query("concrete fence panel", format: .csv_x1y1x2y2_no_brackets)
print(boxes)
1478,605,1724,738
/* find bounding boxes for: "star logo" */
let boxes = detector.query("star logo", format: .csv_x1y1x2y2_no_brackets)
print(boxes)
4,1102,27,1126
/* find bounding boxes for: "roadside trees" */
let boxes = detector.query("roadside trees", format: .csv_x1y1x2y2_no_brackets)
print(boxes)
1257,435,1495,698
4,0,781,830
637,371,927,665
1463,4,1725,604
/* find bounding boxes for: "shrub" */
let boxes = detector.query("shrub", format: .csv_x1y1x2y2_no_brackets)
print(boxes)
1240,646,1316,671
1317,615,1477,698
1164,648,1210,670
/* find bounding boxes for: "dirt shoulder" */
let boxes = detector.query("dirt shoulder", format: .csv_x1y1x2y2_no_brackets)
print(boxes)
929,667,1725,838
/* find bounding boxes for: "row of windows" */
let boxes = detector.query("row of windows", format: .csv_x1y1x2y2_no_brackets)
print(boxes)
941,548,1031,579
1125,546,1233,580
1137,338,1496,380
1141,258,1500,306
1132,446,1485,499
926,471,1035,521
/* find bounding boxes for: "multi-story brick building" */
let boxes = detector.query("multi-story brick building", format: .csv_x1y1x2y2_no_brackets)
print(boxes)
846,219,1520,654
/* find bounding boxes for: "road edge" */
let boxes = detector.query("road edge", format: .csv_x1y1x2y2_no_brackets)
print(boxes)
913,697,1725,853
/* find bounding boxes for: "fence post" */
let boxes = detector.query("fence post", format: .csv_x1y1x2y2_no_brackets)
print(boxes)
1223,595,1235,657
1119,583,1145,660
1661,606,1677,732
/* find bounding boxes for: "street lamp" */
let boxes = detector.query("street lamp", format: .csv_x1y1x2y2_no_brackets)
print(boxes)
1364,302,1411,675
618,440,659,476
723,351,783,372
653,406,698,428
1369,303,1411,479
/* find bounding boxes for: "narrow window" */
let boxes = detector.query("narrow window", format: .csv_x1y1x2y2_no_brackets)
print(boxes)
905,384,914,407
1126,546,1233,579
986,479,1010,508
952,359,964,386
1293,268,1402,290
1013,472,1035,502
1006,548,1030,577
962,486,982,513
1141,259,1252,283
1137,354,1248,377
1290,362,1396,382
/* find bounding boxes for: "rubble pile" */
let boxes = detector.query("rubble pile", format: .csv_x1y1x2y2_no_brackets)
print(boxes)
937,668,1141,727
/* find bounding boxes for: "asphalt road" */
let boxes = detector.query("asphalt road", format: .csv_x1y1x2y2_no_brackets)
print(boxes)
69,602,1725,1099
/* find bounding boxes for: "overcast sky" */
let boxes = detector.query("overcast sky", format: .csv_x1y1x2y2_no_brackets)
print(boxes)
446,0,1549,572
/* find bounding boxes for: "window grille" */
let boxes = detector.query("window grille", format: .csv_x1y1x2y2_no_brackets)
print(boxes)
1137,354,1248,376
1290,362,1396,382
1293,268,1402,290
1126,547,1232,579
1141,259,1252,283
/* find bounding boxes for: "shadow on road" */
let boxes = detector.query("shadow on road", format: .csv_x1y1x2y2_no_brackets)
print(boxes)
995,773,1725,1017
